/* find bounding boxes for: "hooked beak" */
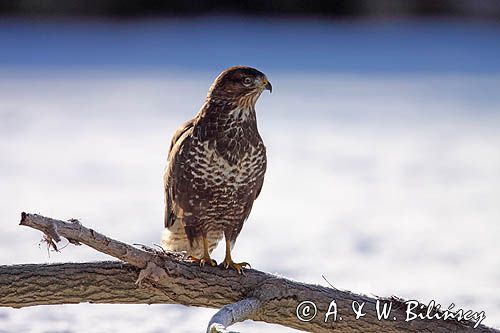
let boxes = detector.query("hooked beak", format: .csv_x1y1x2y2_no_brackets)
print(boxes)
263,79,272,93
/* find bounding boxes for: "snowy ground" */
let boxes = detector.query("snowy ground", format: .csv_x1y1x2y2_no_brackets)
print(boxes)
0,18,499,332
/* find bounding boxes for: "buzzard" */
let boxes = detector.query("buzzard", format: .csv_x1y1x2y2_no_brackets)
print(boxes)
162,66,271,274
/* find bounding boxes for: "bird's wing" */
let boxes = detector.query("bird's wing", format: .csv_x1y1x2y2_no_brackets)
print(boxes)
254,177,264,200
164,118,195,228
254,144,267,201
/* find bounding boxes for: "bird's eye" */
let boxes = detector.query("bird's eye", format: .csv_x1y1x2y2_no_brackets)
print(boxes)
242,77,252,86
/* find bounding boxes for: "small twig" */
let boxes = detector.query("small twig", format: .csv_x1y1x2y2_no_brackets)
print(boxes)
39,234,59,253
207,298,261,333
133,243,156,252
321,274,338,291
135,261,168,287
153,243,168,255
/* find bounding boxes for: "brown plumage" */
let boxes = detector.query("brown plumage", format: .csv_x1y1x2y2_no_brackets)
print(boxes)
162,66,271,273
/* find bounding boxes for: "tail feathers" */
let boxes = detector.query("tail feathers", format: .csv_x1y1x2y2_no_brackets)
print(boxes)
161,224,205,258
161,227,190,253
161,226,222,259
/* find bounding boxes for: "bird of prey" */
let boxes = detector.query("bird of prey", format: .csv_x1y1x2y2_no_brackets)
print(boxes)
161,66,271,274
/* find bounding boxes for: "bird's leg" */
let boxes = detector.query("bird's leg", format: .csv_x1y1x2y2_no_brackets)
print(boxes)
187,236,217,267
220,239,250,274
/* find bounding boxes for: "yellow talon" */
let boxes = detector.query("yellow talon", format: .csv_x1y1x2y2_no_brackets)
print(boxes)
188,255,217,267
220,239,250,274
187,236,217,267
221,258,250,274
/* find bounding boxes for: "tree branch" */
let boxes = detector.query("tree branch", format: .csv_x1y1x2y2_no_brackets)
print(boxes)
0,262,158,307
0,212,495,333
207,298,261,333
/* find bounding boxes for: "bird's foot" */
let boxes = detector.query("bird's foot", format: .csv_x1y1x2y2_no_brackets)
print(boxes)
187,255,217,267
221,258,250,275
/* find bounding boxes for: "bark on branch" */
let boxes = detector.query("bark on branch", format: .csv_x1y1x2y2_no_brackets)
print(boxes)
0,212,496,333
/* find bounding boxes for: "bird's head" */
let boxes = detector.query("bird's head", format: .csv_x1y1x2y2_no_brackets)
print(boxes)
207,66,272,106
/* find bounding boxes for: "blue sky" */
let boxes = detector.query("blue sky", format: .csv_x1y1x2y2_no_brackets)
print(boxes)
1,17,499,74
